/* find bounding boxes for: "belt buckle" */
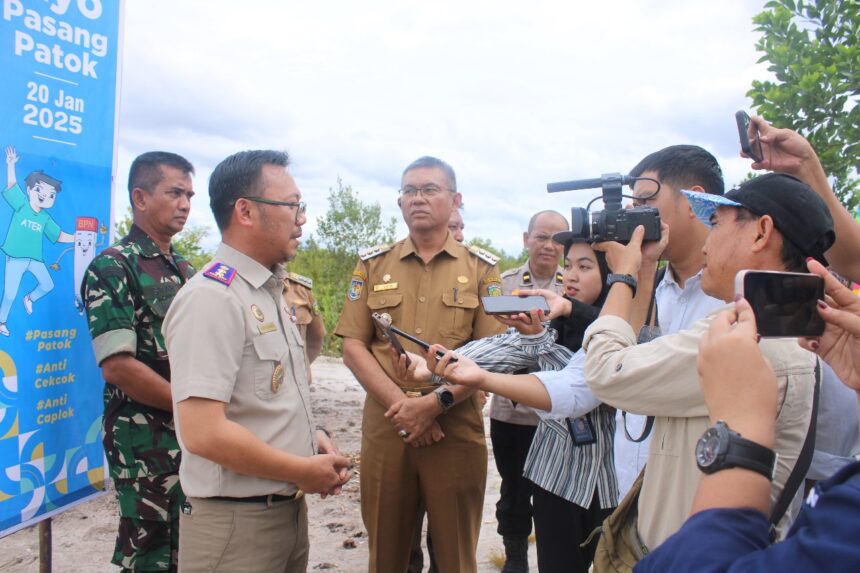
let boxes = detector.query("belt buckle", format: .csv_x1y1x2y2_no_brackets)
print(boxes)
405,390,422,398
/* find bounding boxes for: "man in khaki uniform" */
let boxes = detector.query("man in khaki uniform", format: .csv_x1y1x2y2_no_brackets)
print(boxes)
493,210,567,570
163,150,351,572
284,270,326,380
335,156,505,573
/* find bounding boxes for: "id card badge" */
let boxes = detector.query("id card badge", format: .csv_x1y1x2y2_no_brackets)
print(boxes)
567,415,596,446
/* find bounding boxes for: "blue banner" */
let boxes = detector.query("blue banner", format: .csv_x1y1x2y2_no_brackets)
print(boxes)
0,0,123,537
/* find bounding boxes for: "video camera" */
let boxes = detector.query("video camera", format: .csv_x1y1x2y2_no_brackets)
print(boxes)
547,173,662,244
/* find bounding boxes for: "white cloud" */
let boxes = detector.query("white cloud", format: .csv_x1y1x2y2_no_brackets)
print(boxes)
117,0,771,253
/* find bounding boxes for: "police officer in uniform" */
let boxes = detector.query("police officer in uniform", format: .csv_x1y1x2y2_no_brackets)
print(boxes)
493,210,568,571
336,156,505,573
81,151,195,573
283,270,326,380
163,150,350,572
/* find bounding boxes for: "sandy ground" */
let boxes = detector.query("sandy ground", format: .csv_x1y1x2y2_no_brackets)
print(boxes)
0,357,538,572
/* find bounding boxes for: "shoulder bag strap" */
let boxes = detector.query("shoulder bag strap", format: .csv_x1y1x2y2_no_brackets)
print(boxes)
624,266,664,443
769,358,821,541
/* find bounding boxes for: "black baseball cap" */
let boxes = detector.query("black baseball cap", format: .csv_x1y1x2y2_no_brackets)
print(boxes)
682,172,834,266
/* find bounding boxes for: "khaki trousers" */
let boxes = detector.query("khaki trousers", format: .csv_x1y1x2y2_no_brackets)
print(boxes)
361,393,488,573
178,495,308,572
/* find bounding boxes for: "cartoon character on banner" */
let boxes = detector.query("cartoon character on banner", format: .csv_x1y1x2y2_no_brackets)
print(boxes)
0,146,98,336
50,216,107,313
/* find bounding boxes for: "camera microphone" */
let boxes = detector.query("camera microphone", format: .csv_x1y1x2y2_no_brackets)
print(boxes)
547,173,636,193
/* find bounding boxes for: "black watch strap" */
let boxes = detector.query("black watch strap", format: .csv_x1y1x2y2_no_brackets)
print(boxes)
606,273,637,297
725,433,777,480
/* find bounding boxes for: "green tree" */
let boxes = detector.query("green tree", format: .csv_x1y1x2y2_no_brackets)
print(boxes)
114,207,214,270
290,179,397,355
467,237,527,273
315,177,398,254
748,0,860,208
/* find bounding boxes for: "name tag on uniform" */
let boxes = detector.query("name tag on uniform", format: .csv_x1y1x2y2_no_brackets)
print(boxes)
258,322,277,334
373,282,398,292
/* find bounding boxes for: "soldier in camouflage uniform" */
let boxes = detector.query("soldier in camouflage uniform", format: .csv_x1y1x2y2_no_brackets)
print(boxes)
81,152,195,573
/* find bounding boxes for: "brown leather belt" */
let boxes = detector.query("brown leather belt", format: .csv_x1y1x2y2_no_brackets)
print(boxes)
207,492,301,504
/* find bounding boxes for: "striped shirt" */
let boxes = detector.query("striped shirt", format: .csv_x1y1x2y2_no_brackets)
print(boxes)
456,328,619,509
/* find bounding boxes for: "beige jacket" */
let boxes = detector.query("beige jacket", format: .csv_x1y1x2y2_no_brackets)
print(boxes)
583,309,816,549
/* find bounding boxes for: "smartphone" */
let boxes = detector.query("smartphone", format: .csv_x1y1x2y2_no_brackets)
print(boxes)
371,312,458,362
734,270,825,337
372,312,408,358
481,295,551,315
735,111,763,163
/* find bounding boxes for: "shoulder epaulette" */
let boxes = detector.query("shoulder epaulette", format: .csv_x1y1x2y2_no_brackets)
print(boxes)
287,272,313,289
500,267,518,278
468,245,500,265
359,243,393,261
203,262,236,286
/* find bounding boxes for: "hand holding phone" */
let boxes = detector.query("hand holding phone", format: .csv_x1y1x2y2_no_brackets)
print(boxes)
481,295,551,315
736,111,764,163
372,312,458,363
735,270,825,337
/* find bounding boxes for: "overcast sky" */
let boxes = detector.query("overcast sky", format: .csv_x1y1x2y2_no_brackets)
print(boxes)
116,0,771,255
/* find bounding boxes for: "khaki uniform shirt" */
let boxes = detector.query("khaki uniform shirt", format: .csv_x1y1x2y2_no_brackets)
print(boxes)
491,261,564,425
164,243,315,498
334,234,505,388
583,310,816,549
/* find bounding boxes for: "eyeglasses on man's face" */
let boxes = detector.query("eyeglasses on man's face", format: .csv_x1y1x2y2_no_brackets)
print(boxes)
397,184,453,198
239,196,307,222
629,180,662,207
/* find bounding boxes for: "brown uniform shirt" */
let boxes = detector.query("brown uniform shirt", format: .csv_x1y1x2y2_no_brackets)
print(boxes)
335,234,505,388
283,271,321,382
283,271,319,343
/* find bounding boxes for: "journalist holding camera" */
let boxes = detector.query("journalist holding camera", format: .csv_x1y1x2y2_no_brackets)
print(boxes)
577,172,832,552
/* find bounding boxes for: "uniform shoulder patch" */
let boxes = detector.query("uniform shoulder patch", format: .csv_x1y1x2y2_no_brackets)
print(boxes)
359,243,393,261
468,245,500,265
203,262,236,286
287,272,313,289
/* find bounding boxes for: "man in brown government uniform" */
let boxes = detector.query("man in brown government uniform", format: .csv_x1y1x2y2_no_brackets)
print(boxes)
492,209,568,570
163,150,351,572
283,270,326,380
336,156,505,572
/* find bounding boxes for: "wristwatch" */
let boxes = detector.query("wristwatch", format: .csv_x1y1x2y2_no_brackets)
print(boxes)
434,386,454,414
696,421,777,480
606,273,637,297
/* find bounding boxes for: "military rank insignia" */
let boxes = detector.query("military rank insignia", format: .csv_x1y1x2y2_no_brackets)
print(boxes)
203,262,236,285
556,271,564,285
